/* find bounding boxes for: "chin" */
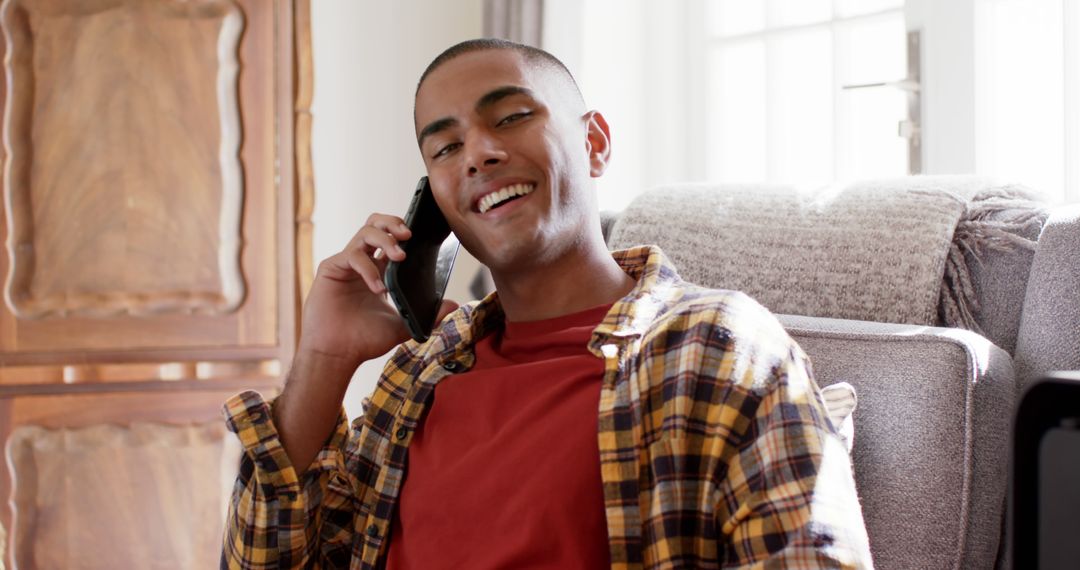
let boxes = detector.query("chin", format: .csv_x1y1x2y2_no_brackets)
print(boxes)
473,239,544,276
477,246,531,274
459,226,526,262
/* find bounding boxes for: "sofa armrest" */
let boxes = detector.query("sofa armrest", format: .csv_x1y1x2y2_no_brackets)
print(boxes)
1015,204,1080,389
778,314,1015,570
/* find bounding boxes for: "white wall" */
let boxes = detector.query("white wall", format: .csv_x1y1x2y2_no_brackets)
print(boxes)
310,1,484,418
566,0,698,212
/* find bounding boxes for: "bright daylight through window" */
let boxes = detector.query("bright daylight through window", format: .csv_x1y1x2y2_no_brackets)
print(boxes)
705,0,908,187
575,0,1080,208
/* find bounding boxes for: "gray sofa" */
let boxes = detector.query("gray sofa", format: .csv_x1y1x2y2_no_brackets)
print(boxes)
601,177,1080,569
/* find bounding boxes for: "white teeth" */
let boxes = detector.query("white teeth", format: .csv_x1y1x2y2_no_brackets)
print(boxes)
478,183,535,214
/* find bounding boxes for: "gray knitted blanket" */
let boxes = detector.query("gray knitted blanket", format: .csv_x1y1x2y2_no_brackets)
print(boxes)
607,177,1040,328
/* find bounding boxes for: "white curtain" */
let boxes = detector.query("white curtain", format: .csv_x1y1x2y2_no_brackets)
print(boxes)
483,0,545,45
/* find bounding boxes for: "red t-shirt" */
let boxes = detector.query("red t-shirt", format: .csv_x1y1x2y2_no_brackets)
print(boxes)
385,303,613,569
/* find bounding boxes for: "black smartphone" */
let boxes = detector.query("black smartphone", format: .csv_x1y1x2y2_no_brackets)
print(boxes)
383,176,460,342
1010,372,1080,569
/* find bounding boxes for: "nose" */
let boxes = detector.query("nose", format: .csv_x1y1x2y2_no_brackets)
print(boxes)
463,128,508,177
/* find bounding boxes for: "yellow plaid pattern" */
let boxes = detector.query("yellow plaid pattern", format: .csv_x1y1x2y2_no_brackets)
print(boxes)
221,246,872,569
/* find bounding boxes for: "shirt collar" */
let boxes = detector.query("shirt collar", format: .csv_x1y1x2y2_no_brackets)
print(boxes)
591,245,684,340
421,245,684,363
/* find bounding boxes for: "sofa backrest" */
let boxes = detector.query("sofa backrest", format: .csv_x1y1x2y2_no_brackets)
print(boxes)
964,204,1046,355
602,177,1075,372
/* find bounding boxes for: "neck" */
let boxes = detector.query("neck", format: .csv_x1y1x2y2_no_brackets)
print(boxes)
489,237,637,323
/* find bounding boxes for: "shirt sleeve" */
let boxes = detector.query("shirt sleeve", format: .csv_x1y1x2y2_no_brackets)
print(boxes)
716,347,874,569
220,390,358,570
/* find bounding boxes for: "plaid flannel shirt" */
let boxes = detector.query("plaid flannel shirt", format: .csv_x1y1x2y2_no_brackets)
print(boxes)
222,245,872,569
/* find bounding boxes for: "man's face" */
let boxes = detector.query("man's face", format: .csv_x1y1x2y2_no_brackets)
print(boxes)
414,49,609,274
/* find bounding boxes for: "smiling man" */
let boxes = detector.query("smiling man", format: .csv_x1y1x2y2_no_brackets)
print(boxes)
221,39,872,569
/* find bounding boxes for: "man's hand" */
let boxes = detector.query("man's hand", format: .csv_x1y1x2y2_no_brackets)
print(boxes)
300,213,459,367
275,213,458,472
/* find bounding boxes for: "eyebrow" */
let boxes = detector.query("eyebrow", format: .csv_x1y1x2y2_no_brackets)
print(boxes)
417,85,537,147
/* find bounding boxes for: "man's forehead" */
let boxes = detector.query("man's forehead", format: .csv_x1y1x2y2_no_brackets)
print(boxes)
414,49,566,125
423,49,533,89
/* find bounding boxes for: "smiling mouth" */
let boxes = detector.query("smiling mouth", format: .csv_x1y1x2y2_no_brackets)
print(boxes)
478,183,536,214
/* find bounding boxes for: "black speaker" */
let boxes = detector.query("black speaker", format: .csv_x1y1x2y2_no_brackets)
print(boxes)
1011,372,1080,570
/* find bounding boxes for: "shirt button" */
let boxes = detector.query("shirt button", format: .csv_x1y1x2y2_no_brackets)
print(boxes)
442,361,462,372
395,427,409,440
366,524,379,538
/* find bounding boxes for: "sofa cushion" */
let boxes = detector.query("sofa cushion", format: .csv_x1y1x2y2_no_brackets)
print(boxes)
779,314,1014,570
606,179,1046,354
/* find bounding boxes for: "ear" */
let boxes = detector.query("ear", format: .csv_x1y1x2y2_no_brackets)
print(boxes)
583,110,611,177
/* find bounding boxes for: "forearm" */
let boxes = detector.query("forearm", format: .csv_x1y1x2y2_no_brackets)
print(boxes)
274,348,358,473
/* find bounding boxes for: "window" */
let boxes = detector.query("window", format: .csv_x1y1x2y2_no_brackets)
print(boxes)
571,0,1080,209
705,0,908,186
576,0,909,210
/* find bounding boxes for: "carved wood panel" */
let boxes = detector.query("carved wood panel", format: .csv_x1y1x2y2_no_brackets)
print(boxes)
0,385,282,570
7,421,241,569
0,0,293,359
2,0,246,320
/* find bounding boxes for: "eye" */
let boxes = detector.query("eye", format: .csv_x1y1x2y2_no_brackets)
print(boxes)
432,142,461,159
497,111,531,126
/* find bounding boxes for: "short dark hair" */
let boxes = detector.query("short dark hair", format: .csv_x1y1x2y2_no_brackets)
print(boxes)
415,38,584,103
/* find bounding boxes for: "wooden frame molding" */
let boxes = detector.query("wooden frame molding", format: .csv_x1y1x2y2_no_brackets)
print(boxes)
0,358,281,388
294,0,315,304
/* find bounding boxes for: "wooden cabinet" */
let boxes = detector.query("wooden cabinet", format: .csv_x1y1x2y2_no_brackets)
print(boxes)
0,0,313,567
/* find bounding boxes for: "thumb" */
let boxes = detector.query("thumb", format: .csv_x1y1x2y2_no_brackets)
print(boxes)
435,299,460,324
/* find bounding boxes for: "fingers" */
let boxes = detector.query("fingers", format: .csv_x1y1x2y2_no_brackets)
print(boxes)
362,213,411,251
350,215,411,266
316,213,413,295
344,248,387,294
